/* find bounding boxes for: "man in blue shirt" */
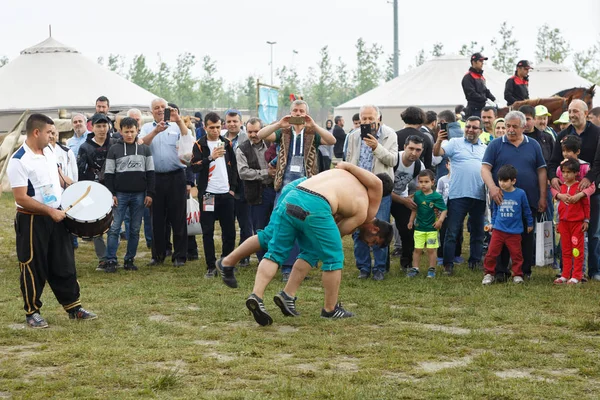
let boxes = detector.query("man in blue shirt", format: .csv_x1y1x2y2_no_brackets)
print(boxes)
434,116,487,275
67,113,90,157
140,98,191,267
481,110,547,280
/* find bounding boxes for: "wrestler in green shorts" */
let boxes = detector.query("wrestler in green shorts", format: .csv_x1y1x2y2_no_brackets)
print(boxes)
261,186,344,271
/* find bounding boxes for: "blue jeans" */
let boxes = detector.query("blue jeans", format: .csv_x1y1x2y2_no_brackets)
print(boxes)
105,192,145,262
443,197,485,267
587,193,600,277
250,186,276,261
353,195,391,274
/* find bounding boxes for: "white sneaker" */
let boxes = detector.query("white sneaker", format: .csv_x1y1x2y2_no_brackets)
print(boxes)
513,276,524,284
482,274,495,285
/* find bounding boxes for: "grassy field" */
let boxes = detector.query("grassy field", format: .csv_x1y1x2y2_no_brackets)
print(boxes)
1,192,600,399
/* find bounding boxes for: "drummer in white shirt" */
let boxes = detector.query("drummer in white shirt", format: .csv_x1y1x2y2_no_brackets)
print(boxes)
7,114,97,329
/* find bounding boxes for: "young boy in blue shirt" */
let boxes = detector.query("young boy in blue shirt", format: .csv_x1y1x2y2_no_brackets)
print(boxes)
482,165,533,285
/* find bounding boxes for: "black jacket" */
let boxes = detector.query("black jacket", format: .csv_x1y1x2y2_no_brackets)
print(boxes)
524,127,554,163
461,67,496,109
190,135,238,195
77,133,117,182
504,75,530,106
332,125,346,158
548,122,600,194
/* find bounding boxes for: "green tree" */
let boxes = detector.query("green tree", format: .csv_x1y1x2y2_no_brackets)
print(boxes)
107,54,125,76
573,39,600,84
172,52,198,108
535,24,571,64
151,55,173,100
243,76,257,111
128,54,155,91
276,65,300,110
431,42,444,57
413,49,425,68
384,54,395,82
0,56,9,67
459,41,484,57
332,58,355,106
312,46,334,109
491,21,519,74
354,38,382,95
198,55,223,108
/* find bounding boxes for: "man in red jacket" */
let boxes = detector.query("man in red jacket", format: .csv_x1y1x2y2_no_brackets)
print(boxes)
461,53,496,118
505,60,533,106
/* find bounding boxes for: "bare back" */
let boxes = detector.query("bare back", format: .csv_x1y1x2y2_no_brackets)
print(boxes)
298,169,369,223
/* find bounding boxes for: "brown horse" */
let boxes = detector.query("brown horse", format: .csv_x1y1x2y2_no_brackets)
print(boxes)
496,85,596,124
496,96,573,124
553,85,595,110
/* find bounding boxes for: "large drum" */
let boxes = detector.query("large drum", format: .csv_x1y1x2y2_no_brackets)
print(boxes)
60,181,113,239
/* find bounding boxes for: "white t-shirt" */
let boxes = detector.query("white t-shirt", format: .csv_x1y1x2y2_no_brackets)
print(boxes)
436,174,450,204
8,143,62,209
50,144,78,183
206,140,230,194
393,151,425,197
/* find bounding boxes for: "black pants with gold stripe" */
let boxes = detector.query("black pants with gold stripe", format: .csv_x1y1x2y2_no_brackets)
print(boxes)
15,212,81,316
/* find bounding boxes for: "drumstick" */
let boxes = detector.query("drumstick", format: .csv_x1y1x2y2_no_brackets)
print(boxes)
64,185,92,212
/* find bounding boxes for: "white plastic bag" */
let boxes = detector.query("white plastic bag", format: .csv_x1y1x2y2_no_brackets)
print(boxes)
186,197,202,236
535,215,553,266
178,131,195,165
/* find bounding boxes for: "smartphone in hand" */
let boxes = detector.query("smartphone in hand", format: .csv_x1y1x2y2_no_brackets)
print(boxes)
164,108,171,122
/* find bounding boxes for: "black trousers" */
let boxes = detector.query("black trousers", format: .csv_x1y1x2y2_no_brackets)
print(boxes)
152,169,188,262
200,193,236,269
391,202,414,269
15,212,80,316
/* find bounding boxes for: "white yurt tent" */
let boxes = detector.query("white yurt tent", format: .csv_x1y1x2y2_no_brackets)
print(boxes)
334,54,510,130
527,59,595,98
0,36,157,133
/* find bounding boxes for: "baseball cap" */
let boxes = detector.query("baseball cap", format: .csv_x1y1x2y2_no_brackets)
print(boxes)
470,52,488,62
535,105,551,117
554,111,570,124
91,113,110,125
225,109,242,118
517,60,533,69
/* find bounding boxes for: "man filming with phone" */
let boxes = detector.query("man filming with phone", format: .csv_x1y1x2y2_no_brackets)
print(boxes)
346,105,398,280
139,98,191,267
256,100,336,281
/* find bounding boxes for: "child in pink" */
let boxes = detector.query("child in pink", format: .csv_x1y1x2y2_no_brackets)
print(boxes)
553,158,590,284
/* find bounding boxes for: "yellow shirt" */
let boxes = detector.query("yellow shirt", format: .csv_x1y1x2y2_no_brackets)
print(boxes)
479,131,493,144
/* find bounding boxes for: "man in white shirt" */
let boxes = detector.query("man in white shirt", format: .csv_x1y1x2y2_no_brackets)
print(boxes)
190,112,238,278
7,114,97,328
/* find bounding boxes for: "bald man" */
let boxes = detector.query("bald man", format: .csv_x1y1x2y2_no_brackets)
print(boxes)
547,99,600,281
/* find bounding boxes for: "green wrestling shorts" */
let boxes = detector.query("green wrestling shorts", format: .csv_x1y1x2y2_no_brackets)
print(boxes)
262,186,343,271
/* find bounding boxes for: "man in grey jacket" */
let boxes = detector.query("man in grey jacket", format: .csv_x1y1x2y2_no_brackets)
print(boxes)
345,105,398,280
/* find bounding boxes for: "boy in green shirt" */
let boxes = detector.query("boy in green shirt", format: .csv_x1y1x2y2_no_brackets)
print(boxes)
407,170,447,278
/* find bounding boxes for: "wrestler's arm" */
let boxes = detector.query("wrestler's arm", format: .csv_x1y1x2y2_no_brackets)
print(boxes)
335,162,382,221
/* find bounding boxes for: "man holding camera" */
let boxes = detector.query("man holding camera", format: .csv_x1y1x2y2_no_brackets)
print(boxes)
346,105,398,280
140,98,190,267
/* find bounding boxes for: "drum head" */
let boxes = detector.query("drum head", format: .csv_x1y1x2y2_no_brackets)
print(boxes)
61,181,113,221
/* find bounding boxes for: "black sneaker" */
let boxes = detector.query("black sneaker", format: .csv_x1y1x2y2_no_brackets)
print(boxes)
321,303,355,319
124,259,138,271
216,258,238,288
26,312,49,329
372,270,385,281
273,291,300,316
391,248,402,257
95,260,107,272
281,272,290,283
105,261,117,273
246,294,273,326
443,264,454,276
205,268,218,278
358,271,370,279
68,308,98,321
238,257,250,267
147,258,164,267
468,261,482,271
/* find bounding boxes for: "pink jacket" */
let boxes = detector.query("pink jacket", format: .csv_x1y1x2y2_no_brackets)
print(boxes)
551,160,596,199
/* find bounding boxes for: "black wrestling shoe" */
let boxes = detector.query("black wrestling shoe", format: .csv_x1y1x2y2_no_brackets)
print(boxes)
216,258,238,288
246,294,273,326
68,308,98,321
26,313,48,329
273,291,300,316
321,303,355,319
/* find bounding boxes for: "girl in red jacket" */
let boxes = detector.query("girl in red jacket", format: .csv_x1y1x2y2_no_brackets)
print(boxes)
554,158,590,284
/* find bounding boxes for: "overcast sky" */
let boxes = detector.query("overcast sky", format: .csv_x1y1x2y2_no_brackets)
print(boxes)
2,0,599,88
